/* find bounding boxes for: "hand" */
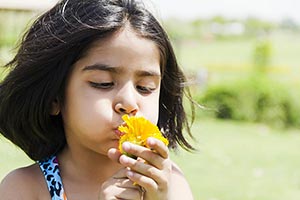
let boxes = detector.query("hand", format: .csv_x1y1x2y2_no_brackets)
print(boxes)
99,167,143,200
109,137,172,200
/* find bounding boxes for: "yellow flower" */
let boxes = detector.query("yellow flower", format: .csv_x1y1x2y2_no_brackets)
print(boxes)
118,114,169,157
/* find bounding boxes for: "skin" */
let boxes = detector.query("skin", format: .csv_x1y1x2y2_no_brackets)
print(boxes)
0,25,194,200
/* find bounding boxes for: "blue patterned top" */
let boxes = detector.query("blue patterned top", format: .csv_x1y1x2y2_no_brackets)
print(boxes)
38,156,67,200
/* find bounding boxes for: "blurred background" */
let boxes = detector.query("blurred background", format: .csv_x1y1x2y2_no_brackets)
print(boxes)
0,0,300,200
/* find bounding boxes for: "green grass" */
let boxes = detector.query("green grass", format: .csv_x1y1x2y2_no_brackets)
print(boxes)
171,119,300,200
173,31,300,84
177,39,255,70
0,137,33,179
1,119,300,200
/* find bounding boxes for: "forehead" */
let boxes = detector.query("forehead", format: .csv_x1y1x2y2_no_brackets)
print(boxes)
78,25,161,69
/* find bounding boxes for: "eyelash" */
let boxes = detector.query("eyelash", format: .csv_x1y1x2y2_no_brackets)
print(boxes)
89,82,155,94
136,85,156,94
89,82,114,89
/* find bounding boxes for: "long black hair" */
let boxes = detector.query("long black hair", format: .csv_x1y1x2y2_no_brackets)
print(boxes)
0,0,195,161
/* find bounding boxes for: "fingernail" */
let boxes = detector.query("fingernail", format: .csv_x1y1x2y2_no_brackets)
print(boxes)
121,155,129,163
122,142,131,151
127,170,134,177
147,137,155,146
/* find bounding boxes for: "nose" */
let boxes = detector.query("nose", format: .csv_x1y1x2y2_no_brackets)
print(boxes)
114,83,138,116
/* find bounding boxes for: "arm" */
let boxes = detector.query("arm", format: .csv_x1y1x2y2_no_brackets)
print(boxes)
169,162,194,200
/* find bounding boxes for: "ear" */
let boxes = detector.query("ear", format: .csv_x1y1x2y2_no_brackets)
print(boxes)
50,99,60,115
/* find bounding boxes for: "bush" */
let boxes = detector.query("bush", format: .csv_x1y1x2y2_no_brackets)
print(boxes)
252,39,272,73
197,76,300,128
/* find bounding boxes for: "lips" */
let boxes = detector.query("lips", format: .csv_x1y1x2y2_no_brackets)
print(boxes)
114,129,124,138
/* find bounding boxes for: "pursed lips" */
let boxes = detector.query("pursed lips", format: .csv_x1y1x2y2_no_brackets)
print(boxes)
113,128,124,139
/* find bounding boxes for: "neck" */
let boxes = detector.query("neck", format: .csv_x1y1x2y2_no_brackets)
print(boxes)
57,146,122,184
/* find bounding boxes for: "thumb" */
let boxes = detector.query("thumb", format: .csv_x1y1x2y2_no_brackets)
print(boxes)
108,148,122,163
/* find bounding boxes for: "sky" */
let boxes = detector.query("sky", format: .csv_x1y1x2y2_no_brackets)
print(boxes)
149,0,300,23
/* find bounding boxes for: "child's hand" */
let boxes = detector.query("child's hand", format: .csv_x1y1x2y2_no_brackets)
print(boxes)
99,167,144,200
119,137,172,200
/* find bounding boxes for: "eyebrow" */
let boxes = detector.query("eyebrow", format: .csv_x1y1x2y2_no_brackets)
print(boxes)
82,63,161,77
82,64,118,73
135,70,161,77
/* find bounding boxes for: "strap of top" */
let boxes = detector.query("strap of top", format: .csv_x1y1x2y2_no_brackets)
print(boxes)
38,155,67,200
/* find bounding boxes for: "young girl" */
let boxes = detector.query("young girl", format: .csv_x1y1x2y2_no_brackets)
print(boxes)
0,0,195,199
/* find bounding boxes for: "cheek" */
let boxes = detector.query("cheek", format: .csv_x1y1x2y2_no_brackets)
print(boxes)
62,87,113,130
141,94,160,125
62,98,114,142
93,99,114,119
71,98,112,120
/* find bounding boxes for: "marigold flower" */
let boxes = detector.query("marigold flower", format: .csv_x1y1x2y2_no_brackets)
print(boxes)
118,114,169,157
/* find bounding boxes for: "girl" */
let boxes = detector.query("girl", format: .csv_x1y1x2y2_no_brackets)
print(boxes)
0,0,195,199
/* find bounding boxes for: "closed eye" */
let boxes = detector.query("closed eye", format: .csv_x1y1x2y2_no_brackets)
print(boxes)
89,82,114,89
136,85,156,94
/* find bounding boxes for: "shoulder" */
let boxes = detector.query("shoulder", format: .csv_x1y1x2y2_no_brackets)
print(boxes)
170,161,194,200
171,161,184,176
0,164,49,200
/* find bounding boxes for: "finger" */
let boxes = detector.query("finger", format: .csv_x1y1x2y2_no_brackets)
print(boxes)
115,177,139,189
121,142,165,169
115,187,141,200
120,155,168,186
108,148,122,163
146,137,169,159
126,170,163,194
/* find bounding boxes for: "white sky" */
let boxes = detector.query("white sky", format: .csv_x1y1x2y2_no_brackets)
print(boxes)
149,0,300,23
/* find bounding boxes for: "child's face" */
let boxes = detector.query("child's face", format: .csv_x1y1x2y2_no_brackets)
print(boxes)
61,26,161,156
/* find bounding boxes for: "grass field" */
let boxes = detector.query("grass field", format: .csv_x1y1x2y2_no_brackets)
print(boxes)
1,119,300,200
173,31,300,85
171,119,300,200
176,32,300,70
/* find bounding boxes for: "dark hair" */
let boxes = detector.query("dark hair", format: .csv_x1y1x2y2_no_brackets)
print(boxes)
0,0,195,161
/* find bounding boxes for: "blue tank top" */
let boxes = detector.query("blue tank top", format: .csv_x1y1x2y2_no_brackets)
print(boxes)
38,156,67,200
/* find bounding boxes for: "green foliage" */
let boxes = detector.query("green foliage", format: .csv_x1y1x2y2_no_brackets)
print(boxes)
197,76,300,128
244,17,277,36
164,18,196,40
0,11,34,47
252,39,272,73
